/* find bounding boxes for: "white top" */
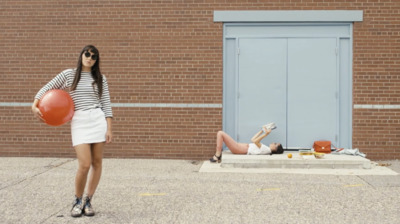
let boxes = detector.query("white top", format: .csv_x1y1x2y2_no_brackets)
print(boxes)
247,143,271,155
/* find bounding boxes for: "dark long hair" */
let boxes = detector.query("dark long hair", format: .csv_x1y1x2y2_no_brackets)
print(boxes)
71,45,103,98
272,144,284,154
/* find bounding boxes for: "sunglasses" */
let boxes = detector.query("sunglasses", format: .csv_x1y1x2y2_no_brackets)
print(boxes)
84,52,98,60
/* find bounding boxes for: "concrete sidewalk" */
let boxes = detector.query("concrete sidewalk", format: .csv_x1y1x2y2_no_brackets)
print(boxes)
0,157,399,224
200,151,398,175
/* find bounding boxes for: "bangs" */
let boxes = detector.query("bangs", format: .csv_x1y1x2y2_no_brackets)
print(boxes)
82,45,99,56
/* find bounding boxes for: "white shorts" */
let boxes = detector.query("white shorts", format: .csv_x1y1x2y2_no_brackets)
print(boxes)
71,108,107,146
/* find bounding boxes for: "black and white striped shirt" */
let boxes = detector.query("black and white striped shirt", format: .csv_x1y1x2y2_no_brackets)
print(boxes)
35,69,113,118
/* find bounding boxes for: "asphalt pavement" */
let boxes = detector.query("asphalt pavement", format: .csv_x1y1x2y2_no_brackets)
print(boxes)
0,157,399,224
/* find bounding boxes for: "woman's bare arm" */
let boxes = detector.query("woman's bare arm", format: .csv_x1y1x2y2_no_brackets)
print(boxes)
251,127,271,148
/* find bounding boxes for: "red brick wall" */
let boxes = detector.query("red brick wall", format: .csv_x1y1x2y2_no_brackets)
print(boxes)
353,109,400,160
352,0,400,160
1,0,399,160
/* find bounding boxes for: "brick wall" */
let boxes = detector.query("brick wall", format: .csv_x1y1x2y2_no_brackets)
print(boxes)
353,109,400,160
352,0,400,160
1,0,399,160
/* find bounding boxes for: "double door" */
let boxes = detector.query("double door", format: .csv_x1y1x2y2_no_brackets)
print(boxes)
237,37,338,148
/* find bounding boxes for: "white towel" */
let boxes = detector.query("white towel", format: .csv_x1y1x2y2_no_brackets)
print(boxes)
332,148,366,157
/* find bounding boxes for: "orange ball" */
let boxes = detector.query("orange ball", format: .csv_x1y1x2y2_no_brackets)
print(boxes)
38,90,74,126
287,153,292,159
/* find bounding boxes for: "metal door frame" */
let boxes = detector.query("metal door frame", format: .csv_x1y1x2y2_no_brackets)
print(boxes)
222,23,353,149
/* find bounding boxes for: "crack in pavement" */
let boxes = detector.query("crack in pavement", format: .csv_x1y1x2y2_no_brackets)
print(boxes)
39,204,70,224
0,158,75,191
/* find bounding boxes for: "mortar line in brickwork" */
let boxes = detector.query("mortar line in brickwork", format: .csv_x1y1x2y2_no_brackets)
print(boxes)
3,103,400,109
0,102,222,108
354,104,400,109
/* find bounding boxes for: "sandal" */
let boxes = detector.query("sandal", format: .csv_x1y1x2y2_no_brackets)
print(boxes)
209,154,222,163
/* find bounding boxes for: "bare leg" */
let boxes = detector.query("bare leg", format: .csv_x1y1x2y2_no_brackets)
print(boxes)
86,142,104,197
74,144,92,197
216,131,248,156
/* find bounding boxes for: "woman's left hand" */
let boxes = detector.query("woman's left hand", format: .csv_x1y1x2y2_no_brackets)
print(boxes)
105,117,113,143
106,130,113,143
263,126,271,134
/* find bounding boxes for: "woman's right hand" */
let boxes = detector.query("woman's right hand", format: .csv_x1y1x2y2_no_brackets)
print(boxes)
32,106,45,121
32,100,45,122
263,126,271,134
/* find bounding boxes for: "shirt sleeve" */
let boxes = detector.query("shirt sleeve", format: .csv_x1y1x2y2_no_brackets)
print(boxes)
34,69,72,100
261,144,272,155
100,75,113,118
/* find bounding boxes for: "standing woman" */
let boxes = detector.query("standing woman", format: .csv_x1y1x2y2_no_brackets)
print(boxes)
31,45,113,217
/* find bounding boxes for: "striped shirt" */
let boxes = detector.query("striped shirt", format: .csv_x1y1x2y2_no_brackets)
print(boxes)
35,69,113,118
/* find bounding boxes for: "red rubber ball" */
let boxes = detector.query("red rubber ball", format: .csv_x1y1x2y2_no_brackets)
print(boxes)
38,89,75,126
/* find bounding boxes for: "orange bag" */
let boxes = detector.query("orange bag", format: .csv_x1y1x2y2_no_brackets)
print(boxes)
313,141,331,154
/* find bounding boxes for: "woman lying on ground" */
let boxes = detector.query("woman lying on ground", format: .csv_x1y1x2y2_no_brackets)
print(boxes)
209,126,284,163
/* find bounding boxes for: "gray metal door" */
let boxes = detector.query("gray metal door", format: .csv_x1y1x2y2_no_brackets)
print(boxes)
237,37,338,148
287,38,338,148
237,38,287,146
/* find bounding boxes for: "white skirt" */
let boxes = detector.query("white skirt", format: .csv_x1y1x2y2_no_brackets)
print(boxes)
71,108,107,146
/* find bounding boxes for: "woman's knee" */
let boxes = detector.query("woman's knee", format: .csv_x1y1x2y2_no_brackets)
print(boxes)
91,158,102,169
91,145,104,168
78,163,91,173
77,158,91,173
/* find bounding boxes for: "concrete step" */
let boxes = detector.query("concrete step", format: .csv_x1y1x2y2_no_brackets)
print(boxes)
221,151,372,169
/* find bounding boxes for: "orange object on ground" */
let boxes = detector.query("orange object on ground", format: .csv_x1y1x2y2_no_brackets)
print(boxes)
313,141,331,154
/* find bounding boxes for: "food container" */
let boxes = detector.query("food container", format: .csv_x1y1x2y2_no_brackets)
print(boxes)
314,152,325,159
299,150,313,156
